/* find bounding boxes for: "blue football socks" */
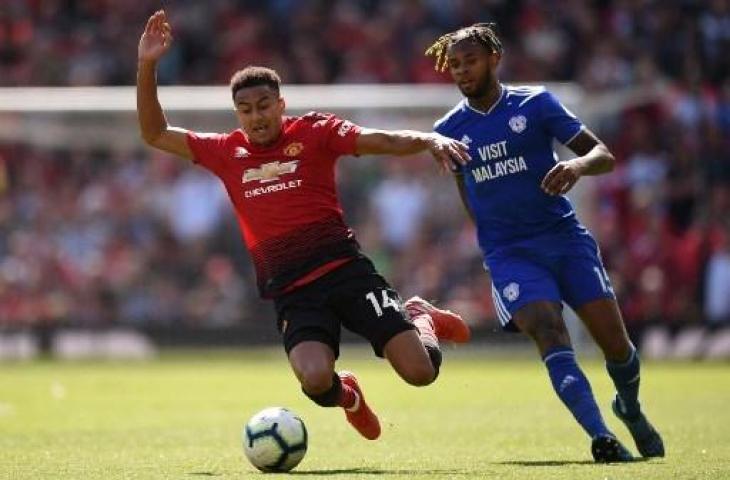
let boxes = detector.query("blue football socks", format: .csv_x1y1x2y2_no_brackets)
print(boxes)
543,346,611,438
606,345,641,419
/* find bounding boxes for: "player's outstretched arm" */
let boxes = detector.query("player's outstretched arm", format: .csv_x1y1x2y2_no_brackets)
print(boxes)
540,129,615,196
355,129,471,171
136,10,193,160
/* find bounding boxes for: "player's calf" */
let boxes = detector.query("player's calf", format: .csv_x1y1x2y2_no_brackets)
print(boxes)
396,359,437,386
383,329,440,385
542,346,613,439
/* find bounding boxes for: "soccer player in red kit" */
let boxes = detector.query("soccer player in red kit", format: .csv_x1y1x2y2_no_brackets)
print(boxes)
137,10,471,440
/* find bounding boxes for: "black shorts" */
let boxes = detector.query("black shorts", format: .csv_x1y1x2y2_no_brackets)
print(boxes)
273,256,415,358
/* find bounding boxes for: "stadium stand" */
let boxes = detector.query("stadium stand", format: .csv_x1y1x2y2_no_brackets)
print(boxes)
0,1,728,358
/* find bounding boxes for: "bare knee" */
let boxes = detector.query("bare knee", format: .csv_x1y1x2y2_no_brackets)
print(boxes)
532,324,570,352
296,363,334,394
397,363,436,387
289,341,336,395
514,302,571,355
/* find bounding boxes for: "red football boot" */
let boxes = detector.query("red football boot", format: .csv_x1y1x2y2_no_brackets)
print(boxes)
404,296,471,343
339,371,381,440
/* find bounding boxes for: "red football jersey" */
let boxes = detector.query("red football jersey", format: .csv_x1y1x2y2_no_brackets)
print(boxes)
186,112,363,298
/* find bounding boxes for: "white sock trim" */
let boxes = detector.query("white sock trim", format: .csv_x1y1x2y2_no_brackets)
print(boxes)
543,350,575,364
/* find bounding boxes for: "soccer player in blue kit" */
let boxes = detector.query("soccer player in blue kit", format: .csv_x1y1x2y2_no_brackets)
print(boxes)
426,23,665,462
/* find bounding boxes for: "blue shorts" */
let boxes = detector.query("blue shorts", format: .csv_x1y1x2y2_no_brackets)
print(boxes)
486,231,615,332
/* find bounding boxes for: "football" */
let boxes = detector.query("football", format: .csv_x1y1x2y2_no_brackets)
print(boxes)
242,407,308,473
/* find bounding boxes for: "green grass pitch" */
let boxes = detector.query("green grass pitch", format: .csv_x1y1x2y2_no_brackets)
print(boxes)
1,347,729,479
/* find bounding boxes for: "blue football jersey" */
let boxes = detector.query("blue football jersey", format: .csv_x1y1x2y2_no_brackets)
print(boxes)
434,85,588,254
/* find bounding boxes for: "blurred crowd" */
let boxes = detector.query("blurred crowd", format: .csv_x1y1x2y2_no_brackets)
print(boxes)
1,0,729,341
2,0,729,87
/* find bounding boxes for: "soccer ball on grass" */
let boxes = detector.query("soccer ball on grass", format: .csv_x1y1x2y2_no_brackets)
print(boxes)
242,407,308,473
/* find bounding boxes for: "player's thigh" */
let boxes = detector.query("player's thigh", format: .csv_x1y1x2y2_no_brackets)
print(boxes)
280,303,340,392
488,253,562,333
575,297,632,362
275,291,342,367
331,275,415,358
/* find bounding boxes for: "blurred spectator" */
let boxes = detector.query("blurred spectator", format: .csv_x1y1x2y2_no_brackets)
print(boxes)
370,162,427,252
0,1,728,338
167,169,227,244
704,230,730,326
0,1,722,88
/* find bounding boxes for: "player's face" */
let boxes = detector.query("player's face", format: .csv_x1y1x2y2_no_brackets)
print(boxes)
234,86,286,145
446,40,500,98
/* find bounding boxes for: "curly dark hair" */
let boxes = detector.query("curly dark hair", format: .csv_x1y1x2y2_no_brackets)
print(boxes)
425,23,503,72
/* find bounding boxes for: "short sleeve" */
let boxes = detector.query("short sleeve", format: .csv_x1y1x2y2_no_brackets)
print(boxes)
319,115,361,156
539,91,584,145
186,131,229,174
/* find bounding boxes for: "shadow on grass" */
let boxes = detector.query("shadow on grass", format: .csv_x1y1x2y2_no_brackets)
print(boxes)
290,468,472,476
186,459,656,476
187,468,472,476
496,460,596,467
497,457,652,467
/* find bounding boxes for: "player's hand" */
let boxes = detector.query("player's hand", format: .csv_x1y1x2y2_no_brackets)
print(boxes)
427,133,471,172
541,159,583,195
138,10,173,63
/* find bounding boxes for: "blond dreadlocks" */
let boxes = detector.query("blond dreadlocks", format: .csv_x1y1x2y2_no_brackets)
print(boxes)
425,23,503,72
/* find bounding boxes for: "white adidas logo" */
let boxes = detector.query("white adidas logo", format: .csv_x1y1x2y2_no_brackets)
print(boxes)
234,147,250,159
559,375,577,392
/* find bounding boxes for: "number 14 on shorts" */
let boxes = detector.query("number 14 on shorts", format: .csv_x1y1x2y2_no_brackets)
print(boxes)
365,290,401,317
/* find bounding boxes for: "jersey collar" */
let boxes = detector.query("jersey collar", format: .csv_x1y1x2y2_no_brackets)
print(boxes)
464,84,504,116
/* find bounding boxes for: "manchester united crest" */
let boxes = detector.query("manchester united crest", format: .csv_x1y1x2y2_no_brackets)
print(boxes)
284,142,304,157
